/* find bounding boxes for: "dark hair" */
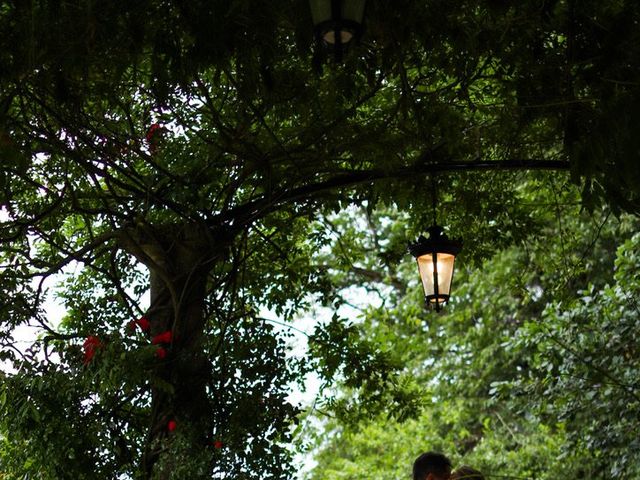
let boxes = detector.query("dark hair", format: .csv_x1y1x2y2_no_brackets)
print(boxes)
451,466,484,480
413,452,452,480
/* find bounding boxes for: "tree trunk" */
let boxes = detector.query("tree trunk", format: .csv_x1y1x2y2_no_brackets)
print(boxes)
120,222,230,479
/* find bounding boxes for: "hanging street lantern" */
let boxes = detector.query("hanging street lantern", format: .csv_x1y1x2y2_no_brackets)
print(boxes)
409,225,462,311
309,0,366,60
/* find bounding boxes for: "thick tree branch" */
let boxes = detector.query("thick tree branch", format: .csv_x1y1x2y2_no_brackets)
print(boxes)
214,158,571,228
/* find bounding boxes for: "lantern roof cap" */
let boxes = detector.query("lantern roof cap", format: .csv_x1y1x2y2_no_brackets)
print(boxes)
408,224,462,258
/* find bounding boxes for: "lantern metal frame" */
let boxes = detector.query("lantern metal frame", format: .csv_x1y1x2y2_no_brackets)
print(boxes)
310,0,366,61
409,225,462,311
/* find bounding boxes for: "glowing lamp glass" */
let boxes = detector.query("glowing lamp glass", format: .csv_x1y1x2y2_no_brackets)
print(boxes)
417,253,456,307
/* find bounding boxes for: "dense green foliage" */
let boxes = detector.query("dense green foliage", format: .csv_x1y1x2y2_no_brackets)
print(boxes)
0,0,638,478
513,232,640,477
306,188,640,479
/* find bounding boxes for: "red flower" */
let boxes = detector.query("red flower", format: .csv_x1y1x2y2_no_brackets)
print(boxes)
213,440,223,449
82,336,102,365
156,347,167,359
128,316,151,332
137,317,151,331
145,123,162,143
127,317,151,334
151,330,172,345
167,420,177,432
145,123,164,154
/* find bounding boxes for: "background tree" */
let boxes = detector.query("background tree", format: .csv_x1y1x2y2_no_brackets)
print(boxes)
306,178,640,479
0,1,638,478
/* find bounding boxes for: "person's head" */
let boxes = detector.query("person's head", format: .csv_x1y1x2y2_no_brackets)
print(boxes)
451,466,484,480
412,452,452,480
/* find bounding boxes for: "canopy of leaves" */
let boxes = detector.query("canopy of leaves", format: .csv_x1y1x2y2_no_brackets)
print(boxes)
306,184,640,479
0,1,638,478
